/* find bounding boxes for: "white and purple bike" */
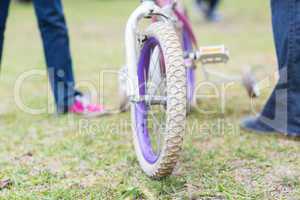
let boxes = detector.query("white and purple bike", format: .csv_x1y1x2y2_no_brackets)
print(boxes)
121,0,259,178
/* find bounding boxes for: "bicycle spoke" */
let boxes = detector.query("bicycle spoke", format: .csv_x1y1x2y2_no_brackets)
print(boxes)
148,46,161,93
145,44,167,156
149,108,164,154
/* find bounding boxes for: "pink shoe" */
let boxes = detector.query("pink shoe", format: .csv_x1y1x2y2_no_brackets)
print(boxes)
69,95,107,117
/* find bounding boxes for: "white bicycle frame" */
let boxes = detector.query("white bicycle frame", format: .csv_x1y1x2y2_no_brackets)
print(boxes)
125,1,171,101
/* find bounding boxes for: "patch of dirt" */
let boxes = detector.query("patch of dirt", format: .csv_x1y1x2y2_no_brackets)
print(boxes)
12,151,35,166
277,137,300,147
192,137,225,153
231,159,299,199
46,159,63,174
64,168,107,189
263,165,299,199
231,159,262,191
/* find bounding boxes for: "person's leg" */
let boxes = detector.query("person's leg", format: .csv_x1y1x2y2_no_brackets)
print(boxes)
208,0,220,13
196,0,203,4
17,0,31,4
32,0,105,116
270,0,300,135
32,0,79,113
0,0,10,65
241,0,300,136
205,0,221,21
195,0,207,13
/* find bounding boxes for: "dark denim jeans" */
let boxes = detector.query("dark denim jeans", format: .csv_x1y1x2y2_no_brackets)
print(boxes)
0,0,78,113
196,0,220,16
259,0,300,136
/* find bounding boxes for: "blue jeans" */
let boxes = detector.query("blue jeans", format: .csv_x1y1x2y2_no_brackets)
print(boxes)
0,0,78,113
196,0,220,16
259,0,300,135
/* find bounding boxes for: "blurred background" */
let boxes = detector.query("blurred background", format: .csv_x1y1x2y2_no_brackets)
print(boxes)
2,0,275,110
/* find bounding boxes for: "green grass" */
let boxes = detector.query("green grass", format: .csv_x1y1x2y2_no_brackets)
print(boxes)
0,0,299,199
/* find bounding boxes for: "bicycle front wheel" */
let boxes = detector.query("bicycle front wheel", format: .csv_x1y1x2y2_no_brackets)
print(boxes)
131,22,187,178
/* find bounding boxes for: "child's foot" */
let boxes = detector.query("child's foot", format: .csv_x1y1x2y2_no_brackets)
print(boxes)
69,95,106,117
240,116,276,134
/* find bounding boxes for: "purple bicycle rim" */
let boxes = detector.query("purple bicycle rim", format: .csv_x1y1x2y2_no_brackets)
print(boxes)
135,37,162,164
183,29,196,103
